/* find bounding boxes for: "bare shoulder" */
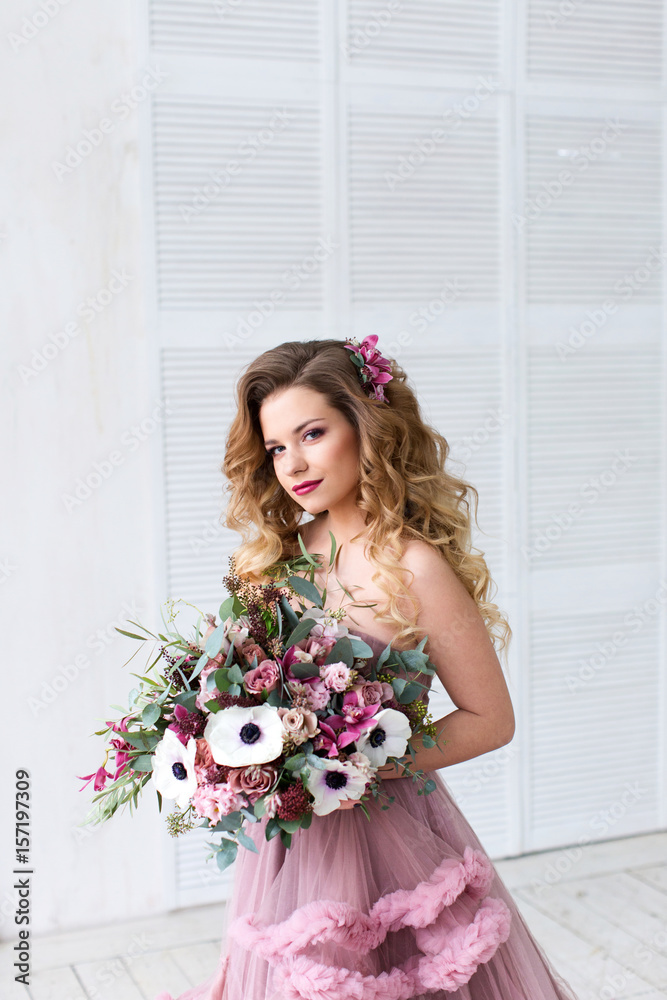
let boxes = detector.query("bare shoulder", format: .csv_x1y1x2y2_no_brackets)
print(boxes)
399,539,469,601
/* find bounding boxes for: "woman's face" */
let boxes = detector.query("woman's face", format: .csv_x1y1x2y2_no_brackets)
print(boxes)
259,386,361,514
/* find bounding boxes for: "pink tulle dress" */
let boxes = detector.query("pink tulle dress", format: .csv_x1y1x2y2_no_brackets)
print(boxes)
154,629,582,1000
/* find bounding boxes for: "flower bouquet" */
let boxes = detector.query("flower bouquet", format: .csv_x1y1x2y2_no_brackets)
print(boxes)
78,533,445,871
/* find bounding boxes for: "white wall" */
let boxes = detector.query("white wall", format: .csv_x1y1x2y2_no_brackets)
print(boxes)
2,1,167,937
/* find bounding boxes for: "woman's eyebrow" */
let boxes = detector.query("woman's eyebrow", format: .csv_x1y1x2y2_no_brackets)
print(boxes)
264,418,325,447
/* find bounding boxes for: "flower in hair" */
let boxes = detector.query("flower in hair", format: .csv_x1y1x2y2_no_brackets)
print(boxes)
343,335,394,402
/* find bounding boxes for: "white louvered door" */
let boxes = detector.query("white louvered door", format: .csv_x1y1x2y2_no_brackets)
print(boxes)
142,0,666,908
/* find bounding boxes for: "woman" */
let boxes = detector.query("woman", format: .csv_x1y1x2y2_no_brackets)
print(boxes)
155,336,581,999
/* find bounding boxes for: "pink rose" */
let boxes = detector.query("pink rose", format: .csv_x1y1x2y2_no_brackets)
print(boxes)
192,782,243,822
227,764,278,803
195,738,215,769
240,642,268,667
243,660,280,695
289,679,330,711
320,662,352,692
360,681,389,706
278,706,319,745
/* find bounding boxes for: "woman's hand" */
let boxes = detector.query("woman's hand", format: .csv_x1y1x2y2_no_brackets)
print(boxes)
375,757,409,780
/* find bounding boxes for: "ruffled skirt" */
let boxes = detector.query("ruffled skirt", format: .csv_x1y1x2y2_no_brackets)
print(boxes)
154,770,581,1000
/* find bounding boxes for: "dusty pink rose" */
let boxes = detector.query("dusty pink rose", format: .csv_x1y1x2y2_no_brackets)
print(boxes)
289,679,330,711
277,706,319,745
243,660,280,695
240,641,268,667
320,662,352,692
227,764,278,803
195,738,215,769
191,783,243,822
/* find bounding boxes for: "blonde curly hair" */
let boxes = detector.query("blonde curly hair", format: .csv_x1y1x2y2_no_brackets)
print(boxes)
222,338,512,656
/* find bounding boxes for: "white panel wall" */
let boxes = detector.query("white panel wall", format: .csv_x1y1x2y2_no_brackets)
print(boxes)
6,0,663,936
145,0,666,909
2,2,170,937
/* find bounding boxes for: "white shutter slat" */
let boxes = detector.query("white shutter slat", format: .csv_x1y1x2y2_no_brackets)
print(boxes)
346,0,501,73
153,96,323,310
527,0,664,84
150,0,320,60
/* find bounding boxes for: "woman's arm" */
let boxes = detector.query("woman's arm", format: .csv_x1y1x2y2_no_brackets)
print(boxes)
377,540,515,780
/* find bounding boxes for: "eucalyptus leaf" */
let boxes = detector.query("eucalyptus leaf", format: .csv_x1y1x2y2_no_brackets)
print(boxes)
218,596,235,620
279,595,299,631
253,796,267,819
284,618,316,649
280,829,292,849
228,683,241,697
204,623,227,658
214,839,238,871
398,681,423,704
277,817,302,833
287,574,322,607
130,754,153,772
300,809,313,830
424,779,436,794
391,677,407,698
212,668,231,692
265,817,282,841
204,699,221,713
141,703,161,727
421,734,436,748
174,690,198,711
323,636,353,668
285,754,306,771
265,688,282,707
227,663,244,685
289,660,320,679
237,828,259,854
306,754,328,770
189,653,208,681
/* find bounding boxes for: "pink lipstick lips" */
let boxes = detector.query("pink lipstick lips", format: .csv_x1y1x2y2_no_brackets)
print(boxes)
292,479,323,495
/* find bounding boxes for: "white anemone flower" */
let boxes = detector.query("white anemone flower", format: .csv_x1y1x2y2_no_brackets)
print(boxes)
306,758,368,816
204,704,284,767
151,728,198,810
355,708,412,767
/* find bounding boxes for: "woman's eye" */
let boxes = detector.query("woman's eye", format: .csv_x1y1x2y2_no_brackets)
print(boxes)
267,428,323,458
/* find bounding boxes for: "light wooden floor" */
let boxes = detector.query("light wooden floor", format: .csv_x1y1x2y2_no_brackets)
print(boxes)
3,831,666,1000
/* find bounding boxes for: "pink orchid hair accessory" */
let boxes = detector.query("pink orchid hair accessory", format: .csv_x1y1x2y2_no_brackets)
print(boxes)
343,335,394,402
